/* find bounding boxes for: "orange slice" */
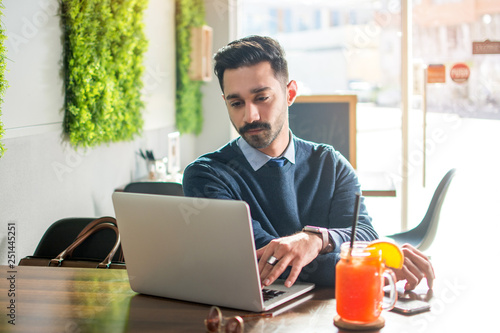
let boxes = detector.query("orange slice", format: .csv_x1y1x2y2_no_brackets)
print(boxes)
367,240,404,269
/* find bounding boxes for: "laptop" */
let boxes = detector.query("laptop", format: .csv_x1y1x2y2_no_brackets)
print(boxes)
112,191,315,312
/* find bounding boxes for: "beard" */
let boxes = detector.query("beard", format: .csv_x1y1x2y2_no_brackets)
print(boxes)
238,117,285,149
238,122,273,149
233,103,288,150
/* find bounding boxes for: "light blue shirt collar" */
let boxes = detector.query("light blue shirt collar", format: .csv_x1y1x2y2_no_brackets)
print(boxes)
237,131,295,171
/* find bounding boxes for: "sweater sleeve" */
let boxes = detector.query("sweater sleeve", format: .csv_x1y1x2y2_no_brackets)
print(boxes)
327,153,379,251
182,161,277,247
182,161,233,199
297,152,379,287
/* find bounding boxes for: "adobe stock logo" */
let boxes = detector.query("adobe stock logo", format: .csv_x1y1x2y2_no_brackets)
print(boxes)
405,278,467,333
178,196,209,225
51,148,91,182
7,0,59,55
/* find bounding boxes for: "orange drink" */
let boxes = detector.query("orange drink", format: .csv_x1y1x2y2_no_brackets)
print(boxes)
336,242,397,324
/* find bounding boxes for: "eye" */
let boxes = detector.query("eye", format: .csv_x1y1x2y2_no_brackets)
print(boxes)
256,96,269,102
230,100,243,108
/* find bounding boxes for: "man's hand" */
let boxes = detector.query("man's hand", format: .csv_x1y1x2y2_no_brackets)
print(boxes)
394,243,435,291
256,232,323,288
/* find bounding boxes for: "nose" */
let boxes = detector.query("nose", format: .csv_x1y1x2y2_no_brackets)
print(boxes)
243,103,260,123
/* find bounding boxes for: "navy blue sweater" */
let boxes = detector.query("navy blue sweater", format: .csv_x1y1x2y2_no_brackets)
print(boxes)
183,136,378,286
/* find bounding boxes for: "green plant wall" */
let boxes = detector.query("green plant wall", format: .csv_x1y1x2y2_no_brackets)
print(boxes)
175,0,205,135
0,1,7,158
61,0,148,147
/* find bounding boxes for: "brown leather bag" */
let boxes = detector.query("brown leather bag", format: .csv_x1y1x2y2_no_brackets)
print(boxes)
19,217,126,269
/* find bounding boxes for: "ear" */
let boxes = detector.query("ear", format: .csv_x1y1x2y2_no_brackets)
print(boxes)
221,93,226,101
286,80,298,106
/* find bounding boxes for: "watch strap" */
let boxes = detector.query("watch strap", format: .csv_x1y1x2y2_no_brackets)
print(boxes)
302,225,334,254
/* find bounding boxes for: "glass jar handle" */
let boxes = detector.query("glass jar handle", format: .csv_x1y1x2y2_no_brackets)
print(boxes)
382,269,397,310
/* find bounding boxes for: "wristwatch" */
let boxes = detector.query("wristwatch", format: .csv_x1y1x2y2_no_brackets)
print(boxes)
302,225,334,254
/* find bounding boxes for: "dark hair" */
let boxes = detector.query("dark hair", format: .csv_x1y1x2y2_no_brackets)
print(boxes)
213,35,289,92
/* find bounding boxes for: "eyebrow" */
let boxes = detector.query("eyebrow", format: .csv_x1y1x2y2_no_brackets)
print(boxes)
225,86,272,100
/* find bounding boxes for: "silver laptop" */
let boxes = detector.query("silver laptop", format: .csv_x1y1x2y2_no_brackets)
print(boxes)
112,191,315,312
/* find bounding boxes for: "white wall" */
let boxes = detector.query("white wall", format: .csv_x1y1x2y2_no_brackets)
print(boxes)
193,0,239,159
0,0,177,264
2,0,64,138
142,0,177,131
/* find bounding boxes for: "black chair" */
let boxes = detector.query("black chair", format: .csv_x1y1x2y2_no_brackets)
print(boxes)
385,168,457,251
29,217,123,262
123,181,184,196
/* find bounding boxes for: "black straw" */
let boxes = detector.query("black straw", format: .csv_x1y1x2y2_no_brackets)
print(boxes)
349,193,362,254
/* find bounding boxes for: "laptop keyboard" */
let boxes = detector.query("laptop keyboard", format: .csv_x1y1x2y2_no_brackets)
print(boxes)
262,288,286,302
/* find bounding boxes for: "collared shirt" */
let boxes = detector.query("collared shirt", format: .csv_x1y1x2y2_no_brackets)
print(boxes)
237,131,296,171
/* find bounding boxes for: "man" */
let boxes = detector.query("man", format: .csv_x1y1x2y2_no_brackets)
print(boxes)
183,35,434,290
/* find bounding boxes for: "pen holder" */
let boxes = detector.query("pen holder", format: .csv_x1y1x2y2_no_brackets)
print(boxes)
146,158,168,180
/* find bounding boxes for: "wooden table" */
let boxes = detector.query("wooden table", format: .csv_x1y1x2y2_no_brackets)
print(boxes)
1,258,495,332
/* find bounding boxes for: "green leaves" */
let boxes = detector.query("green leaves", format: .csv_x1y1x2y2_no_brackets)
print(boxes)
175,0,205,135
0,1,7,158
62,0,148,148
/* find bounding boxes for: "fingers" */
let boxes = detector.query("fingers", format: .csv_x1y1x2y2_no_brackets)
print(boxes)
396,256,422,291
257,242,276,277
403,244,435,289
258,240,292,287
412,250,435,288
261,252,304,288
255,245,267,260
285,264,302,288
257,233,322,288
262,253,293,287
396,244,435,290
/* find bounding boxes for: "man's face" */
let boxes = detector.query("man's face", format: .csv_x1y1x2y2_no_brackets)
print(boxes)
222,61,293,152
